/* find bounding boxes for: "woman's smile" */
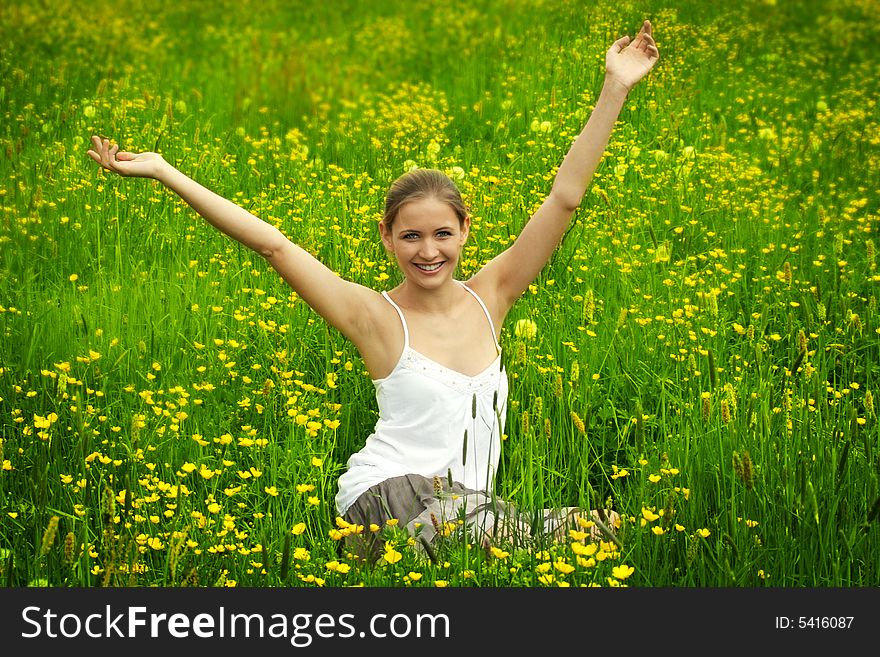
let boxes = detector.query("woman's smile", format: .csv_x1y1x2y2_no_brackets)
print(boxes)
414,261,445,273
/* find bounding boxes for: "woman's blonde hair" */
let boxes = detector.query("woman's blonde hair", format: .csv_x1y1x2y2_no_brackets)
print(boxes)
383,169,469,229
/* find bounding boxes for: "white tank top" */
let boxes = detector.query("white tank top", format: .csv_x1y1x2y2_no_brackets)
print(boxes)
335,280,509,516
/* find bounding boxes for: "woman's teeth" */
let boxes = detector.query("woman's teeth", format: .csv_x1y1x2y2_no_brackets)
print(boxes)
415,262,443,271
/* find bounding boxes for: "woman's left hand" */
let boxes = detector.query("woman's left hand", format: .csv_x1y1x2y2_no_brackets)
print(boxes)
605,20,660,93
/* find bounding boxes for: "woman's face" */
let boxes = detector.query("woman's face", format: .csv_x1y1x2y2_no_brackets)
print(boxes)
380,197,470,287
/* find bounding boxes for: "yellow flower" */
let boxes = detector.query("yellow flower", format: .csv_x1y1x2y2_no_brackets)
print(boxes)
575,517,594,530
641,508,660,522
489,546,510,559
311,457,323,468
383,547,402,565
296,483,315,493
514,319,538,340
612,564,635,580
264,486,279,497
554,560,575,575
434,580,448,588
408,572,423,581
60,474,73,484
571,542,598,557
568,529,588,542
696,528,711,538
648,474,662,483
651,526,665,536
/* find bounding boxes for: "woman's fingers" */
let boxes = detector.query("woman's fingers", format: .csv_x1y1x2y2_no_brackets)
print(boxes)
87,135,123,172
612,35,631,52
633,20,653,51
635,33,656,54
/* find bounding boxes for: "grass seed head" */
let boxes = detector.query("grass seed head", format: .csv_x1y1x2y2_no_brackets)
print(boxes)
40,516,60,557
742,451,754,490
63,531,77,565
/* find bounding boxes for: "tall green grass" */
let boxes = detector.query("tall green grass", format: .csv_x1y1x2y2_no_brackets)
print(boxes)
1,0,878,587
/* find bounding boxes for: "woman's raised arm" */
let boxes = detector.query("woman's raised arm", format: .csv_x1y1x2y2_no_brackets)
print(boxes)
470,21,659,312
86,136,381,344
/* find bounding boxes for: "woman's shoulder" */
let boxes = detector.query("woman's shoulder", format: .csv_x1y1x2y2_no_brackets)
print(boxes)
348,288,407,380
459,274,510,342
461,273,508,323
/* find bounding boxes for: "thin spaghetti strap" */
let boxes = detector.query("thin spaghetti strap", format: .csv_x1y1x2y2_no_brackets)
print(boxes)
381,291,410,348
456,280,501,352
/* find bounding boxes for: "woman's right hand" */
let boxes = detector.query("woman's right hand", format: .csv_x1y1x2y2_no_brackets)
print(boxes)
87,135,166,179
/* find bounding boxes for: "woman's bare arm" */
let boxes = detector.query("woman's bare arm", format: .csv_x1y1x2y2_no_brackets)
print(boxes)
471,21,659,312
86,136,381,343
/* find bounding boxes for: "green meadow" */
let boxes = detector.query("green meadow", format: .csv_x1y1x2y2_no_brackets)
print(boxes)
1,0,878,587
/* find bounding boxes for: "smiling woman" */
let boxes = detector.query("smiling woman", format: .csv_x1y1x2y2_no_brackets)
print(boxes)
85,19,659,563
380,193,469,289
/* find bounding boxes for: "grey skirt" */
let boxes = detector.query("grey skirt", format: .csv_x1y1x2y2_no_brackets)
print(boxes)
341,473,598,562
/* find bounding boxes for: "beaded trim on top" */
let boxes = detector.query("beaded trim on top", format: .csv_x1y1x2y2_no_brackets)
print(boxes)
398,346,504,395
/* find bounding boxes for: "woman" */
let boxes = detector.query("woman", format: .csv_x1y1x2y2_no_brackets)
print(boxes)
87,21,659,560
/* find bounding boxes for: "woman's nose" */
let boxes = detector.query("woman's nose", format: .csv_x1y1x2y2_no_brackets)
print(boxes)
419,241,440,259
